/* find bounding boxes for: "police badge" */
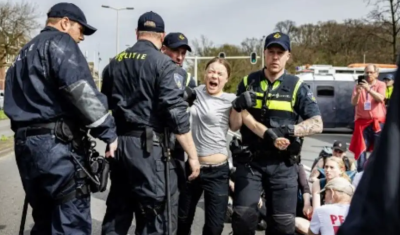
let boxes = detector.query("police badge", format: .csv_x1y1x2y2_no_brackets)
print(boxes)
174,73,184,90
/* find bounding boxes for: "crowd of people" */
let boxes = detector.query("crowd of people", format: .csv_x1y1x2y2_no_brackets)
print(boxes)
2,2,394,235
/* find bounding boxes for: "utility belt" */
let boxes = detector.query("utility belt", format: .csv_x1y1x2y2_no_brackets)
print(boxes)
15,119,85,149
15,119,110,201
118,127,164,154
230,139,301,166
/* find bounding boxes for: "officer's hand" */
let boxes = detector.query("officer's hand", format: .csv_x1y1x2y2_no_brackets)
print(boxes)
105,137,118,158
274,138,291,150
232,91,257,112
184,86,197,106
188,158,200,181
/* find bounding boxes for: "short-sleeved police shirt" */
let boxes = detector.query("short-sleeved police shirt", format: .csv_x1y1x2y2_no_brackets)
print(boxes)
236,70,320,120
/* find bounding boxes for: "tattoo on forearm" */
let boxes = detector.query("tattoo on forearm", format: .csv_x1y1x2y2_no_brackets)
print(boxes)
294,116,323,137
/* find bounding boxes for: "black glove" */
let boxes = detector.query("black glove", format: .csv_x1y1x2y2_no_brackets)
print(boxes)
263,125,294,142
232,91,257,112
183,86,196,106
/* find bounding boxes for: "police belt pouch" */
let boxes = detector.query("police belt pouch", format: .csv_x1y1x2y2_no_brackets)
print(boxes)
88,150,110,193
54,120,74,143
70,141,110,193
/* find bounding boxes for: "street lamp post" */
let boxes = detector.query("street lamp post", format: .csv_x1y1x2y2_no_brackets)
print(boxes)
260,35,266,69
101,5,134,54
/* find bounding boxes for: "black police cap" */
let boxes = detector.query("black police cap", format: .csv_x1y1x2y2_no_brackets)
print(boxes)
163,32,192,52
137,11,165,33
264,32,291,51
47,3,97,36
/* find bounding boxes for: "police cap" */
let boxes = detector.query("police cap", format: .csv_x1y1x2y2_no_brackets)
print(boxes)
137,11,165,33
383,74,394,80
47,3,97,36
264,32,291,51
163,32,192,52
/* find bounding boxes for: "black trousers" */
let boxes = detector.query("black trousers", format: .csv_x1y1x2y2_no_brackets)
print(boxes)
102,136,179,235
177,161,230,235
232,158,298,235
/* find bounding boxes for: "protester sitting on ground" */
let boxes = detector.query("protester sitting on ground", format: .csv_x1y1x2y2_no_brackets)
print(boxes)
309,141,356,183
295,177,354,235
311,157,351,210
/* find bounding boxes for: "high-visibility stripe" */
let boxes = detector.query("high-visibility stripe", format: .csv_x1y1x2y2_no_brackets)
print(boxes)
186,73,191,86
244,76,303,112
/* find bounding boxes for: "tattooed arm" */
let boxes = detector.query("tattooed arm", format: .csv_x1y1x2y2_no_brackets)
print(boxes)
294,115,323,137
293,82,323,137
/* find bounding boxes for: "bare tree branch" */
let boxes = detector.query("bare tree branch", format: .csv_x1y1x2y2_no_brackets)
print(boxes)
0,1,41,65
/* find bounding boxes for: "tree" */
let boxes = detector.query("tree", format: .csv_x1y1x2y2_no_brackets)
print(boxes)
366,0,400,62
274,20,297,39
0,1,41,65
187,36,262,93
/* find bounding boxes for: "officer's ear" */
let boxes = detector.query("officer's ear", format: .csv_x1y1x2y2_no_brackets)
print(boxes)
59,17,71,32
135,28,139,40
160,33,166,43
161,45,167,53
286,51,291,62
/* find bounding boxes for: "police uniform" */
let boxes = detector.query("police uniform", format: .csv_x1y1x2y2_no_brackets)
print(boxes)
101,12,190,235
162,32,196,191
4,3,117,234
231,32,321,235
383,74,394,106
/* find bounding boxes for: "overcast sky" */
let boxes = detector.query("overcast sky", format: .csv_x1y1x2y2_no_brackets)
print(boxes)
14,0,374,73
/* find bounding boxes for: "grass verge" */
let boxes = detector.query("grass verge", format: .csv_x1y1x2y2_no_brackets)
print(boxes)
0,135,13,156
0,110,8,120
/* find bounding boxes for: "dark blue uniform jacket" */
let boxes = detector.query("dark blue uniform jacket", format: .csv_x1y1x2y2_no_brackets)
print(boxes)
4,26,117,143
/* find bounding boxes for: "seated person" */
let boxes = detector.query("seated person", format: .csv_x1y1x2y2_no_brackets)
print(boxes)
309,141,356,183
295,177,354,235
311,157,351,210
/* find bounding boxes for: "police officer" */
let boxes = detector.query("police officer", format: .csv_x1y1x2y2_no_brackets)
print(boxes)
161,32,197,190
162,32,197,88
383,74,394,106
4,3,118,234
101,11,200,235
230,32,323,235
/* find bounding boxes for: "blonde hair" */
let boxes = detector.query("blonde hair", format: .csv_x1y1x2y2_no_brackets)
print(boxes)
325,157,351,182
137,31,163,39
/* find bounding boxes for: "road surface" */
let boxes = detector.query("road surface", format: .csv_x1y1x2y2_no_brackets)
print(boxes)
0,121,353,234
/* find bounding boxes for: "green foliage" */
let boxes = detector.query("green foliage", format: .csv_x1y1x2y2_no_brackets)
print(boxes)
0,110,7,120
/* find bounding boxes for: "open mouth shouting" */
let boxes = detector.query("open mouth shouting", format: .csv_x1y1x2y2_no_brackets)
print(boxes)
208,80,218,88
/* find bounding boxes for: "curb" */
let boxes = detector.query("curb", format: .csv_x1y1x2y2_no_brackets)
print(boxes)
0,147,13,158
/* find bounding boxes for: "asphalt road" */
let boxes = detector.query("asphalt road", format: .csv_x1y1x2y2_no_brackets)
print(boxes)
0,124,353,235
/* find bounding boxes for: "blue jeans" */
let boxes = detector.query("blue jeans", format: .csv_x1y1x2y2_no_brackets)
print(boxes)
357,123,384,172
14,129,91,235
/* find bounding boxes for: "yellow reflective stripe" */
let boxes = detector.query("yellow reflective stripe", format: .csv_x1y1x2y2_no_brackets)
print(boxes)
255,92,263,97
272,81,280,90
291,79,303,107
260,80,267,91
267,100,292,111
243,76,248,87
186,73,191,86
253,92,264,109
386,86,393,99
